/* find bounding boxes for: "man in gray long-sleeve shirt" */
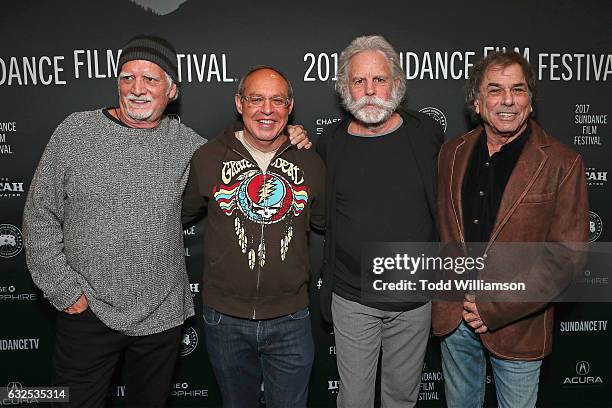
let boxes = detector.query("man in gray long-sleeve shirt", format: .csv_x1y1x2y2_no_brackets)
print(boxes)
22,35,205,408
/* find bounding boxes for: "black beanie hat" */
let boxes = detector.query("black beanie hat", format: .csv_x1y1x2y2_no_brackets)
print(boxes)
118,35,179,85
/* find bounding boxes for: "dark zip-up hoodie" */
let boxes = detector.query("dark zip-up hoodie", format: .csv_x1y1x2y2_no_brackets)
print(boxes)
182,124,325,319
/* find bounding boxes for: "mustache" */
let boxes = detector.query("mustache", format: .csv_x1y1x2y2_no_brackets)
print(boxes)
348,96,396,112
127,94,152,102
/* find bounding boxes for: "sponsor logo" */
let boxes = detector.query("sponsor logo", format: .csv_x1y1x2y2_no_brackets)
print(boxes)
327,380,339,394
577,361,590,376
588,211,603,242
560,320,608,332
180,327,198,356
0,224,23,258
562,360,604,386
183,226,196,236
0,338,40,351
110,385,125,398
2,381,36,405
171,382,209,398
0,285,38,302
576,269,609,286
0,178,25,198
315,117,342,136
585,168,607,186
419,107,448,133
329,346,336,355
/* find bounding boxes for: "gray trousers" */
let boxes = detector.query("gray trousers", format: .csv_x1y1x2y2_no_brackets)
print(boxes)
332,293,431,408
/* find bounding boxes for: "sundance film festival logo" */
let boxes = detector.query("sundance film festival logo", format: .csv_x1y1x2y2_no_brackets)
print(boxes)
0,224,23,258
419,107,447,133
589,211,603,242
563,361,604,386
180,327,198,356
586,168,607,186
0,122,16,155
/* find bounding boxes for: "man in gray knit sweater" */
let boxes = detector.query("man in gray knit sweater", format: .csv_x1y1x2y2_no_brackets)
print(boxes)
23,36,311,408
22,36,203,407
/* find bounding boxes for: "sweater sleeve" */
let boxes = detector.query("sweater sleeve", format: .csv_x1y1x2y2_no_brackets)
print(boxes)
181,151,208,225
22,117,83,311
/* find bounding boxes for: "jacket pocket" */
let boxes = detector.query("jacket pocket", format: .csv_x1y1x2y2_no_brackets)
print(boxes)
521,192,555,203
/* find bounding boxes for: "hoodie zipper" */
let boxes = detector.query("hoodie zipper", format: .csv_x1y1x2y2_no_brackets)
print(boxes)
229,142,293,320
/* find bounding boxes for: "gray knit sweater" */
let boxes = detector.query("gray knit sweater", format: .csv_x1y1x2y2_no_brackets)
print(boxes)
23,109,206,336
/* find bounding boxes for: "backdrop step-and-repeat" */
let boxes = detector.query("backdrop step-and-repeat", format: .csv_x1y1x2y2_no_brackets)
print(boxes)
1,0,610,406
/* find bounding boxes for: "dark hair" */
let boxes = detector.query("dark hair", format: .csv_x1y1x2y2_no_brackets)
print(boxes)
237,65,293,99
466,51,537,120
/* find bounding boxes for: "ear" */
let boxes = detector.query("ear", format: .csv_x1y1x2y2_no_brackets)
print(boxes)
474,99,480,115
287,98,294,115
235,94,243,115
168,83,178,101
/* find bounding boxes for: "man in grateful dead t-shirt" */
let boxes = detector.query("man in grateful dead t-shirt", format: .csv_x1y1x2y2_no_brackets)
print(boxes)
182,66,325,408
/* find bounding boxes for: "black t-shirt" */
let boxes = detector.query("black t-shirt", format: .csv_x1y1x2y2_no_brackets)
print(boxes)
333,123,435,311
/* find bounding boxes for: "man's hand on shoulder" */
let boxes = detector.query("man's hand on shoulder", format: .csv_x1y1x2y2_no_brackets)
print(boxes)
287,125,312,150
64,294,89,314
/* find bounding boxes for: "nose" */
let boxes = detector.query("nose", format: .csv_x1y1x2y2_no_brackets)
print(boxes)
365,79,375,96
261,98,274,114
130,77,145,96
501,89,514,106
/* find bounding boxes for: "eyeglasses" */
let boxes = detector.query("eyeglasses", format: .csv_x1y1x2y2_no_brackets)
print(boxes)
240,95,291,108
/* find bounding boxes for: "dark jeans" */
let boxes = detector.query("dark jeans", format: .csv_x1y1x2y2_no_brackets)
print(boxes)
203,304,314,408
52,308,181,408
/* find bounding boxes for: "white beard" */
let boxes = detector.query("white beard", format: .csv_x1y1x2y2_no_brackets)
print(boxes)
346,92,400,125
353,103,393,124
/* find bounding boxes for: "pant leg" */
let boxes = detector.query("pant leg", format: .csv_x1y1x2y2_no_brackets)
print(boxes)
202,304,261,408
379,302,431,408
332,293,383,408
52,308,124,408
123,326,181,407
490,355,541,408
260,307,315,408
440,321,487,408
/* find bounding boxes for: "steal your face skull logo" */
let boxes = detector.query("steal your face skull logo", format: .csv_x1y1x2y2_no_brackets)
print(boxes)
213,167,309,269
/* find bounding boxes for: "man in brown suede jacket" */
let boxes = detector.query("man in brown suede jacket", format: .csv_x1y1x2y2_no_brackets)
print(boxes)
433,51,588,408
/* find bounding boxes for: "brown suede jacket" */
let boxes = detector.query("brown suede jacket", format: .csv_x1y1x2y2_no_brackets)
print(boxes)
433,120,588,360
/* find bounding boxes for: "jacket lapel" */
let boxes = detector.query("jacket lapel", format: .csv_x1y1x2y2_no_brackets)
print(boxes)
450,128,481,243
487,121,550,245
